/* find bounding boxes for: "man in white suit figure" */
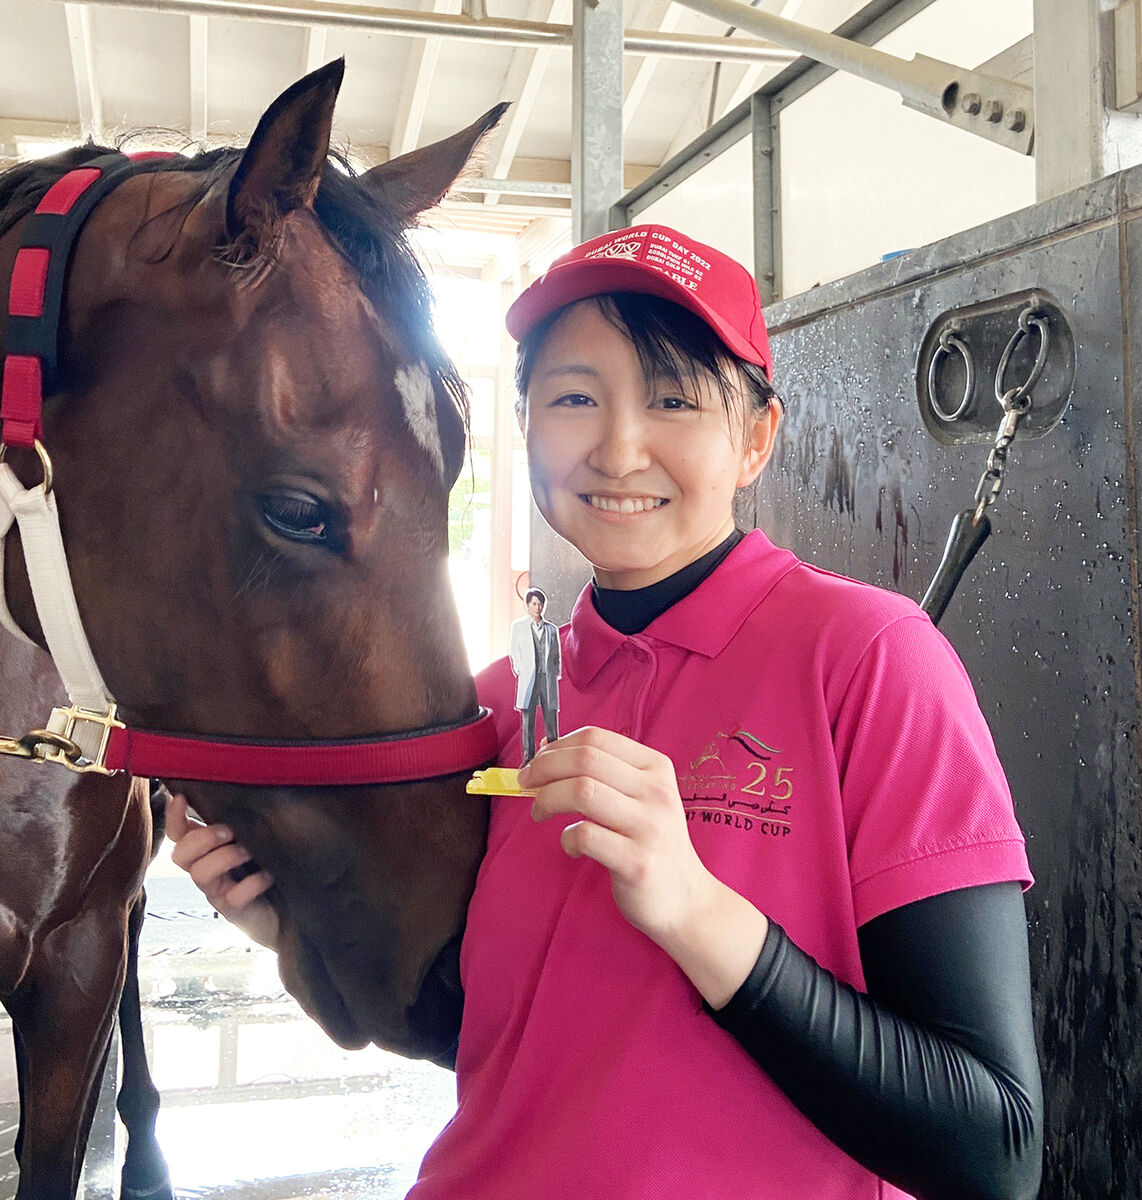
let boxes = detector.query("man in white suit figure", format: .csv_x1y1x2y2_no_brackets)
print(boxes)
508,587,561,764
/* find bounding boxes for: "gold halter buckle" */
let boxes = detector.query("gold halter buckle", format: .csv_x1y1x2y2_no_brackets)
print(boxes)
0,704,122,774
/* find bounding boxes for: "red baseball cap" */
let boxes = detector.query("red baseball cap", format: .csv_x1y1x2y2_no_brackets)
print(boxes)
505,224,772,378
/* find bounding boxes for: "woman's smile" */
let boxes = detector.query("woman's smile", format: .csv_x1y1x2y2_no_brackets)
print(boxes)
582,493,669,515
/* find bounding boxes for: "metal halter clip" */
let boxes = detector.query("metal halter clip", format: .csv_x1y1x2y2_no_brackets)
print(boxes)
0,439,55,494
2,704,126,774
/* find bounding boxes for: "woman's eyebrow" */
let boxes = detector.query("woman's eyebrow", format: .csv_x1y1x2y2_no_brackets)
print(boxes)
538,363,600,380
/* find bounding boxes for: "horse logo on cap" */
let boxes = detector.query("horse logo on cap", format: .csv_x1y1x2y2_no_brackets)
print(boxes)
586,237,642,262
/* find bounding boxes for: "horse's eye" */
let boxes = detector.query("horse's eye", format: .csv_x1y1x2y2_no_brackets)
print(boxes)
258,490,333,546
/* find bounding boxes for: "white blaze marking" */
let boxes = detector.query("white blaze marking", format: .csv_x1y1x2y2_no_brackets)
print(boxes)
395,363,444,477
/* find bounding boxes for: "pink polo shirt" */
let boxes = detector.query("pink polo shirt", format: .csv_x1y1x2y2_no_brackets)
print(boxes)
409,530,1031,1200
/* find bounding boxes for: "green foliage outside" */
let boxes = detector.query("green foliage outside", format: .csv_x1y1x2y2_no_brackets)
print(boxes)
449,446,494,558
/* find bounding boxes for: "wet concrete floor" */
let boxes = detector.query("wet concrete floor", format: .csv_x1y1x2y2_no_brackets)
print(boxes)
1,846,457,1199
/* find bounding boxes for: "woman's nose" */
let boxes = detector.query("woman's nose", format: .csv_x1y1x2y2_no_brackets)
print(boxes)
587,412,652,478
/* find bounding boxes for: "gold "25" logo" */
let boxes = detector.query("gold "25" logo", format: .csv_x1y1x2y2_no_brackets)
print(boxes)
741,762,793,801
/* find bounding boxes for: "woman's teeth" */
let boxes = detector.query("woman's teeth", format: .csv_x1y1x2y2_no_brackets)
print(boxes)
585,495,666,514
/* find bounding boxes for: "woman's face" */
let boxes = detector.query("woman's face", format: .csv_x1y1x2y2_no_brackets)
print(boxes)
522,301,779,590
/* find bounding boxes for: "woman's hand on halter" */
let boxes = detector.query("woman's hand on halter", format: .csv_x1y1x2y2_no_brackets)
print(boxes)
519,726,769,1009
166,793,281,952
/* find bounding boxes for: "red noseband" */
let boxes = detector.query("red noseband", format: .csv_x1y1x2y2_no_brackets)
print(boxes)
104,711,499,786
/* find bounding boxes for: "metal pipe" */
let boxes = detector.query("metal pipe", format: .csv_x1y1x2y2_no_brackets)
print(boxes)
672,0,1034,153
673,0,953,112
47,0,798,63
624,31,791,63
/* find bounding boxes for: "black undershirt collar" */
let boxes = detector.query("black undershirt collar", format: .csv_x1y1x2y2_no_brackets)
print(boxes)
591,529,745,636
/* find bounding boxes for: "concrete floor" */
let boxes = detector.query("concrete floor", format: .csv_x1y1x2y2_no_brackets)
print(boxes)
0,846,457,1200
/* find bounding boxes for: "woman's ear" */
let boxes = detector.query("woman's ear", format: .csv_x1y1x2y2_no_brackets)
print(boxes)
736,400,782,489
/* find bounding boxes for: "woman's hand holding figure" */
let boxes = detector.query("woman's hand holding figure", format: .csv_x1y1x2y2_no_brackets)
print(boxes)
519,726,769,1008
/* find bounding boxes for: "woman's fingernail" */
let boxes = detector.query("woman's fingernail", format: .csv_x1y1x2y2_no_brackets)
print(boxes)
215,825,233,842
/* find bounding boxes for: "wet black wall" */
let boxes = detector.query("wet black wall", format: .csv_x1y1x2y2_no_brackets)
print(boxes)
533,169,1142,1198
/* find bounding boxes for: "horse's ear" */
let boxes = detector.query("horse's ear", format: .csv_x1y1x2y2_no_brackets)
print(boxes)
226,59,345,247
360,103,509,225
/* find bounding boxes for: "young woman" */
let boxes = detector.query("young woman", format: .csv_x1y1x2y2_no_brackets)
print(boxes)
169,224,1043,1199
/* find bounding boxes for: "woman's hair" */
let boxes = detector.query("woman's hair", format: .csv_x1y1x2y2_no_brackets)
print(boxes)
513,292,782,427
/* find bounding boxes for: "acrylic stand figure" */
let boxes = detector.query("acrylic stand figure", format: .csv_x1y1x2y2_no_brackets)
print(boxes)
509,587,561,764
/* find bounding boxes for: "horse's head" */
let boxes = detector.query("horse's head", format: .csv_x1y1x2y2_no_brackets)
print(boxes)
0,63,505,1058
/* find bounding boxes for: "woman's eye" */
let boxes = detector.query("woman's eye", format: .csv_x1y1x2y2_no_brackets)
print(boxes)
656,395,697,411
553,392,594,407
258,490,334,546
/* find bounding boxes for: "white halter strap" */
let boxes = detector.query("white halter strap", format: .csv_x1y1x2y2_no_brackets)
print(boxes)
0,460,113,710
0,482,33,647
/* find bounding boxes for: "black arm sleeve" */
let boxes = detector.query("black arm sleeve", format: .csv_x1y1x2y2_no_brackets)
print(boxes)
709,881,1043,1200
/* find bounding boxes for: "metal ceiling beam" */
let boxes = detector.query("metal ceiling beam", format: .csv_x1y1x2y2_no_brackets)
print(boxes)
671,0,1034,153
63,3,104,141
46,0,798,63
455,177,571,198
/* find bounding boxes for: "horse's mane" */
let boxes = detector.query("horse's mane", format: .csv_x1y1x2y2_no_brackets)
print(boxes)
0,144,470,425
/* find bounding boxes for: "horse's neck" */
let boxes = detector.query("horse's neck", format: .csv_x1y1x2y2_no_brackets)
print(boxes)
0,631,64,731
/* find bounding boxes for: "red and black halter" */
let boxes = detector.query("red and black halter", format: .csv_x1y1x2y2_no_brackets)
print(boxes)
0,152,497,785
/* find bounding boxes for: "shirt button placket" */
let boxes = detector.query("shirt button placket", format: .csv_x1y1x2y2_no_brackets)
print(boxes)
623,639,657,741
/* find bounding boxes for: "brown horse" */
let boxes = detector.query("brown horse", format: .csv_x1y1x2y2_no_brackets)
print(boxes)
0,62,502,1199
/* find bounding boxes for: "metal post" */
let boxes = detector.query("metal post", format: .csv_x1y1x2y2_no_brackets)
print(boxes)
750,93,779,306
572,0,624,241
1033,0,1142,199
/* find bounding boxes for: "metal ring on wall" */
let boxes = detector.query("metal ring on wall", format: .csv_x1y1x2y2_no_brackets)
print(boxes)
994,312,1049,406
928,330,975,422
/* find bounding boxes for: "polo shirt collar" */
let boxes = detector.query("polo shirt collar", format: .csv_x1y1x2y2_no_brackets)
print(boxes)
565,529,800,687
